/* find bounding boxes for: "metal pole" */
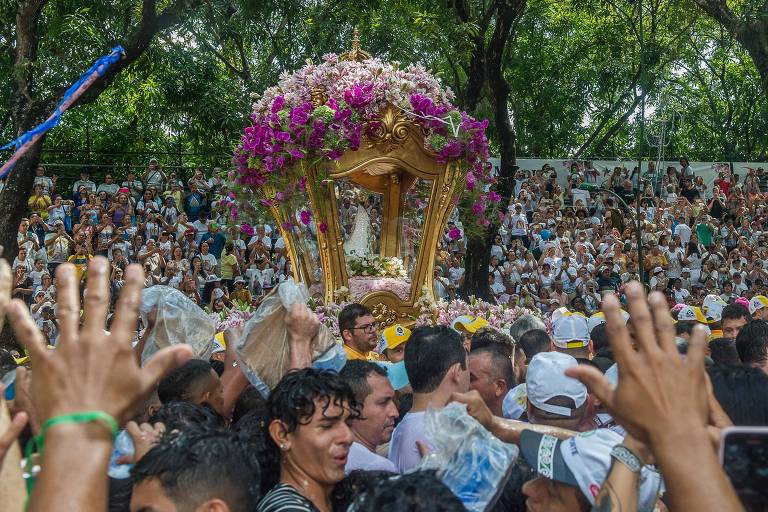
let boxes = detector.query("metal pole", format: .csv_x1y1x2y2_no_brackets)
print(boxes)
636,0,645,285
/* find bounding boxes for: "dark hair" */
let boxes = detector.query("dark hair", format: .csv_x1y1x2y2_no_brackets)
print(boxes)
471,327,515,355
0,349,16,378
675,321,695,336
352,470,465,511
405,326,466,394
518,329,550,361
132,427,262,511
149,401,226,431
721,303,751,323
157,360,216,404
232,386,267,424
709,338,742,366
590,323,610,352
231,408,280,493
735,320,768,366
208,359,225,376
470,343,516,389
339,360,388,404
707,365,768,426
331,470,395,511
266,368,360,434
338,303,373,335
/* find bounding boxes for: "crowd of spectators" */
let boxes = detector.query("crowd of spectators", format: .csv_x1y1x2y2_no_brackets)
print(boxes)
434,159,768,317
12,159,297,344
1,157,768,512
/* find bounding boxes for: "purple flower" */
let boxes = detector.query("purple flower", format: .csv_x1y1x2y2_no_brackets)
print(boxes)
271,96,285,114
300,210,312,225
488,191,501,202
471,201,485,214
260,199,274,208
319,222,328,233
448,227,462,240
240,223,255,236
290,105,310,125
288,148,306,159
344,83,374,109
275,191,285,201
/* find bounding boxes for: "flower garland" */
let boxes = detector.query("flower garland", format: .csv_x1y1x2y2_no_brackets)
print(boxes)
232,54,499,234
347,255,407,278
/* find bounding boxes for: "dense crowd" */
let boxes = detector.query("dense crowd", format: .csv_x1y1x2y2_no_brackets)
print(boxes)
1,157,767,512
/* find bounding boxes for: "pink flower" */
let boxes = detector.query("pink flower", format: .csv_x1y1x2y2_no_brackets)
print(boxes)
319,222,328,233
488,191,501,202
300,210,312,225
448,227,462,240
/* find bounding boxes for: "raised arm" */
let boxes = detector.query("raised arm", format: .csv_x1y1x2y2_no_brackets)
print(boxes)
6,259,192,512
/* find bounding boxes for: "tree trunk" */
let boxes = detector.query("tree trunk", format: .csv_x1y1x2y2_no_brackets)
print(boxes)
0,0,203,348
694,0,768,95
460,0,525,302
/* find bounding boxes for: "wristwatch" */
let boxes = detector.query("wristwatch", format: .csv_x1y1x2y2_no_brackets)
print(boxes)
610,444,643,473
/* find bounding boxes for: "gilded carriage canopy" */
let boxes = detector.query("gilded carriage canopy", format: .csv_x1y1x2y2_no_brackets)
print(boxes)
230,32,498,324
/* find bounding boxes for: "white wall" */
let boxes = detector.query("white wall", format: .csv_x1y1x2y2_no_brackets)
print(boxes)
488,157,767,190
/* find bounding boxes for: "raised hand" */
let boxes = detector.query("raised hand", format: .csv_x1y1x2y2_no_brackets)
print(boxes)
565,282,708,445
6,258,192,425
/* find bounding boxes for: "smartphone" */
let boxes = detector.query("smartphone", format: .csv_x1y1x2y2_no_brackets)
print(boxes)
719,426,768,511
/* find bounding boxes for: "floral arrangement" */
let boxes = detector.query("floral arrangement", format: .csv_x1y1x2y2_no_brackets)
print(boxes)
231,53,499,234
347,255,407,278
414,286,545,332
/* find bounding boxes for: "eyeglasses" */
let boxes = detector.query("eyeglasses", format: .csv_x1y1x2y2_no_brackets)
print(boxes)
350,322,379,333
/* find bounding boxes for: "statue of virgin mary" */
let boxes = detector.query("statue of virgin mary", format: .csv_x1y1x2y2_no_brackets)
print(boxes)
344,198,373,257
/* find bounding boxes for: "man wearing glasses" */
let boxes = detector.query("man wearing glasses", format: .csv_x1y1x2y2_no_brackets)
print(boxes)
339,303,383,361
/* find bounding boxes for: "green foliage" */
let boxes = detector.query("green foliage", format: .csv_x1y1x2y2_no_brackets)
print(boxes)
1,0,767,184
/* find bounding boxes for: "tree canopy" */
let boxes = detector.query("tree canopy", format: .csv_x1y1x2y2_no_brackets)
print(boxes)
2,0,766,177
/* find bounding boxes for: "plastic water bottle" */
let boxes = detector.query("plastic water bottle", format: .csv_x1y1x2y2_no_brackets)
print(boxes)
108,430,135,479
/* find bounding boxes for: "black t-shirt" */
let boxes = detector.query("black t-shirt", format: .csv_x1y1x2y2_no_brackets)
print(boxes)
257,484,319,512
681,186,699,203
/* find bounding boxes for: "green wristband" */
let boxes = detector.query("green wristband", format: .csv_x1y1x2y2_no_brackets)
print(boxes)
23,411,118,496
38,411,119,441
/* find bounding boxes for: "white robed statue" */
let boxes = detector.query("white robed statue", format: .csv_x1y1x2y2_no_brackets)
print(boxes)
344,202,373,257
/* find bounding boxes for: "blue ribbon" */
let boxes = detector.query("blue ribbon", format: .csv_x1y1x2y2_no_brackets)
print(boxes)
0,46,125,177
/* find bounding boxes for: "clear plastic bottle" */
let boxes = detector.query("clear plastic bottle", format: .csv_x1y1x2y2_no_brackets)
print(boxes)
107,430,135,479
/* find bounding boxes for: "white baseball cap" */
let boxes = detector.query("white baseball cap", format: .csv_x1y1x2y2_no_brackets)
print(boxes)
749,295,768,314
552,308,589,348
520,428,662,511
526,352,587,417
702,294,727,323
652,266,663,274
212,288,225,300
587,310,629,334
678,305,707,323
502,383,528,420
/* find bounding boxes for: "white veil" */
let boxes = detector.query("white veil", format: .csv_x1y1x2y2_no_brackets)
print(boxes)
344,205,372,257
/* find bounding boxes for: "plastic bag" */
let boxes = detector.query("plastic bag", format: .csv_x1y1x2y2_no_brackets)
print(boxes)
236,278,338,392
417,402,519,512
138,286,215,364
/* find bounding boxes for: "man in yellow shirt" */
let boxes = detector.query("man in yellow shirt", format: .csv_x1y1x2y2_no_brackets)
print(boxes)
67,244,92,282
340,303,383,361
230,277,252,304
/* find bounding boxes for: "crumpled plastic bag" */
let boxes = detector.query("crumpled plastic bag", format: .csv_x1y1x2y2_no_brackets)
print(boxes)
236,278,338,393
417,402,519,512
139,286,215,364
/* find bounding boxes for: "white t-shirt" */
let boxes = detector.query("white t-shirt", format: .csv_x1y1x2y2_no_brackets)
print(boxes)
388,411,429,473
510,214,528,236
345,441,398,475
675,223,692,244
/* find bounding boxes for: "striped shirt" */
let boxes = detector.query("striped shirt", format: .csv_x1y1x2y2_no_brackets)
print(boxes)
256,484,319,512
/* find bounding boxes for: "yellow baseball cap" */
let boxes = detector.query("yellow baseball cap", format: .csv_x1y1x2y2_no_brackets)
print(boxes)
749,295,768,315
376,324,412,353
451,315,489,334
